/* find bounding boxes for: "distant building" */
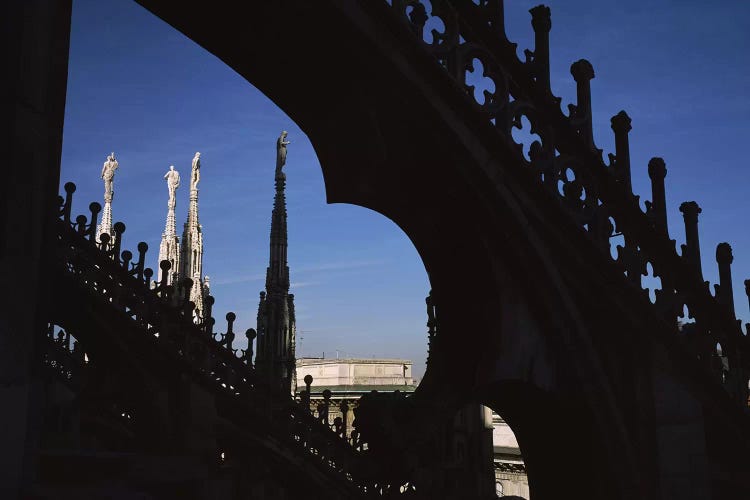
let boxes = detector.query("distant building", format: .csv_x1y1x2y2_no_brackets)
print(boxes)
294,358,417,437
490,410,529,498
296,357,415,392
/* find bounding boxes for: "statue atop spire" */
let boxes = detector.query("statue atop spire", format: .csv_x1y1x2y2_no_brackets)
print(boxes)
275,131,290,180
100,152,118,203
190,152,201,191
257,131,296,394
164,165,180,209
96,152,119,243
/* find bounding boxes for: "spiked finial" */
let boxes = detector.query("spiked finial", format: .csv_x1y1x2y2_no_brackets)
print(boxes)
529,5,552,92
715,243,736,318
610,111,633,192
646,158,668,235
679,201,703,281
570,59,595,148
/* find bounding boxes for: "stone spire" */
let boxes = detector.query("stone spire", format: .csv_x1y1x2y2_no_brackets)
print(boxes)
256,131,296,394
179,152,206,320
158,165,181,285
96,152,118,244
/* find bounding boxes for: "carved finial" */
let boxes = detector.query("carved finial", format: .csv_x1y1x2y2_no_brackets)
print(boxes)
716,242,733,265
570,59,595,147
610,110,632,134
679,201,703,281
679,201,702,220
62,182,76,223
570,59,595,82
648,157,666,179
716,243,736,318
160,259,172,274
645,158,668,235
610,111,633,192
529,5,551,30
529,5,552,91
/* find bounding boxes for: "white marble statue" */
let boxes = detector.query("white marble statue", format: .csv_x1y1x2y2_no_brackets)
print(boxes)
100,152,119,202
164,165,180,207
276,131,290,178
190,152,201,191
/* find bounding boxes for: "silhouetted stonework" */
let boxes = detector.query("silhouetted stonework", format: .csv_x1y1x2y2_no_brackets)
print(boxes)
8,1,750,498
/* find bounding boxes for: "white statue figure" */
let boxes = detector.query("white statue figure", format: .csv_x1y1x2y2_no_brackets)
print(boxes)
164,165,180,207
190,152,201,191
100,152,119,202
276,131,290,178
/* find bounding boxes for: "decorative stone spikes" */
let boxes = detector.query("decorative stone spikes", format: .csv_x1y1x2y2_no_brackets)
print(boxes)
610,111,632,192
570,59,595,148
647,158,668,236
529,5,551,92
679,201,703,281
715,243,736,318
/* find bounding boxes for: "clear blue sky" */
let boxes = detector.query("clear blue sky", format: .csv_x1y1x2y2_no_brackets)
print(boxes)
61,0,750,379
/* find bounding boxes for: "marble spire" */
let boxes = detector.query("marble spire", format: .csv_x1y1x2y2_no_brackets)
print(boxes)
179,152,206,320
96,152,118,244
158,165,181,285
256,131,296,394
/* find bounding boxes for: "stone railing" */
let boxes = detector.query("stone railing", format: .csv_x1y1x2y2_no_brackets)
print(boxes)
51,182,419,496
383,0,750,407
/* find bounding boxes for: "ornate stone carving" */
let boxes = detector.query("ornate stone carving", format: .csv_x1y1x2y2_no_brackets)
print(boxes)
190,152,201,191
164,165,180,209
100,152,118,203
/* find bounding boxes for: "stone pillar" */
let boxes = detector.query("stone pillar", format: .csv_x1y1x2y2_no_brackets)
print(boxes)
570,59,595,148
529,5,551,93
715,243,735,318
0,1,72,496
611,111,633,193
679,201,703,281
647,158,668,236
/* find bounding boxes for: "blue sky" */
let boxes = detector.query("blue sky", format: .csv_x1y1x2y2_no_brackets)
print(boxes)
61,1,749,378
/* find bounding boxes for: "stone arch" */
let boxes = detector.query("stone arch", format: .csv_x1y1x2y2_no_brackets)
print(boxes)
131,2,647,497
